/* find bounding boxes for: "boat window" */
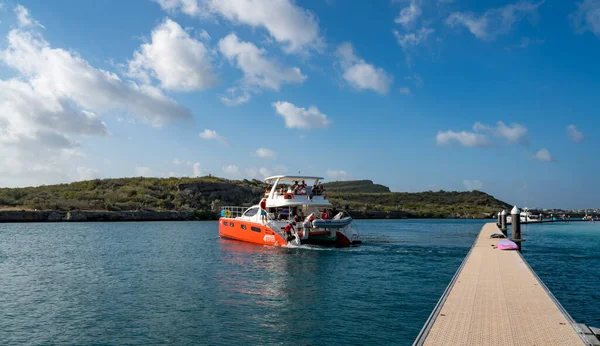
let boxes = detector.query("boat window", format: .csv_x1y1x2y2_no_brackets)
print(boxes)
251,226,261,232
230,222,234,227
222,221,228,226
243,208,258,217
241,225,247,230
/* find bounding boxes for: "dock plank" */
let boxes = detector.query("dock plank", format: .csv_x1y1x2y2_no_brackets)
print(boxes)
417,223,586,345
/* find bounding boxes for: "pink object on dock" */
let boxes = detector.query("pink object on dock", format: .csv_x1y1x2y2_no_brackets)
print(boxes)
497,239,518,250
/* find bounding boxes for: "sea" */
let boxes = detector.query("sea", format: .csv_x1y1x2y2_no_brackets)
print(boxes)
0,219,598,345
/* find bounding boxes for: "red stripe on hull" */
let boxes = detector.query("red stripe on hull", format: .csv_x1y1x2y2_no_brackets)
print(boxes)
219,218,286,246
335,231,352,246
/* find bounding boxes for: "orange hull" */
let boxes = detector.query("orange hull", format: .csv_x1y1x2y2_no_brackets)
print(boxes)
219,218,287,246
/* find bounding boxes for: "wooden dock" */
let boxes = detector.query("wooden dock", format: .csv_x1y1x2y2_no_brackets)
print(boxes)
414,222,592,345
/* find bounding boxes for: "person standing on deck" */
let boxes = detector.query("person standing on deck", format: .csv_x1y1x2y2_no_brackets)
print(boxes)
259,197,267,224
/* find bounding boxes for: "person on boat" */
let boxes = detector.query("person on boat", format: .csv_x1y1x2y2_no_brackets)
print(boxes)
331,207,339,218
259,197,267,224
321,209,330,220
316,183,324,195
284,222,296,241
310,185,317,199
292,181,299,194
299,180,307,195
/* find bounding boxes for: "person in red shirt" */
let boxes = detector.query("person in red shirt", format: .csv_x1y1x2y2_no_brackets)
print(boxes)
284,222,296,241
259,198,267,224
321,209,330,220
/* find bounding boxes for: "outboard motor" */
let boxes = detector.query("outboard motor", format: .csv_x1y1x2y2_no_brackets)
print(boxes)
302,220,311,240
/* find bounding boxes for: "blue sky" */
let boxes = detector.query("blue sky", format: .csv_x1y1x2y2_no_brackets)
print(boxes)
0,0,598,209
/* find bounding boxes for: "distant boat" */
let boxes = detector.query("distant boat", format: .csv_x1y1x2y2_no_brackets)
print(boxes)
506,208,542,224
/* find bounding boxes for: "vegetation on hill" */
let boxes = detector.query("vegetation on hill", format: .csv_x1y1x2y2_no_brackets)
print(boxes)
0,177,511,219
322,180,390,193
327,190,511,218
0,176,265,212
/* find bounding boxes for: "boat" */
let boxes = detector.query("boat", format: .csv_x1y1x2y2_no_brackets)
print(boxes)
506,208,542,224
218,175,361,247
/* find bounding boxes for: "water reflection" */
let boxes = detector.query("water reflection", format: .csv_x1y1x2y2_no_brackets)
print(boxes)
216,238,342,342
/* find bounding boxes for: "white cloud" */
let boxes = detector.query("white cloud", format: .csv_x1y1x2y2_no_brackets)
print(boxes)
219,87,251,106
567,124,584,143
399,87,411,95
446,1,543,40
326,169,350,181
246,167,272,180
173,158,182,165
218,33,306,92
222,164,241,176
2,29,191,127
393,27,434,66
464,179,483,191
256,148,276,159
534,148,555,162
199,129,227,144
14,5,44,28
393,27,434,50
135,166,153,176
127,18,216,91
474,121,528,144
395,2,422,29
76,167,100,181
272,101,331,129
495,121,528,144
192,162,202,176
154,0,206,17
570,0,600,37
0,21,191,186
155,0,323,54
335,42,393,94
436,130,491,147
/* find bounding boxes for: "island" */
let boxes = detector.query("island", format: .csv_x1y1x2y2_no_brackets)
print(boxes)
0,176,512,222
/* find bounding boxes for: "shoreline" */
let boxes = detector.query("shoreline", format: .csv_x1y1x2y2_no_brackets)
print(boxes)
0,209,498,223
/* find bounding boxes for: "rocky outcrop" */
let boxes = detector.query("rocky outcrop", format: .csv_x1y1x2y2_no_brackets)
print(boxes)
176,181,264,208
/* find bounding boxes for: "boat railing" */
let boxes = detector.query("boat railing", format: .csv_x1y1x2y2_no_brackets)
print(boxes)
270,191,329,202
220,206,247,218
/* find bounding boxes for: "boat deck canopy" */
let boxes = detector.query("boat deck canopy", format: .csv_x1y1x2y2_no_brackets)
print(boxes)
265,175,324,183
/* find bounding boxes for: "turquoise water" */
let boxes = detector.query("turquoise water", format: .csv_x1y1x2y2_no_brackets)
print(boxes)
519,221,600,328
0,219,597,345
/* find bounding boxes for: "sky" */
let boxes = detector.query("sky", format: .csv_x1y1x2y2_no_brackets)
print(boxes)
0,0,599,209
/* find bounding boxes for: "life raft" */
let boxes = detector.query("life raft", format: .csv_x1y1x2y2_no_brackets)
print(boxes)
312,217,352,229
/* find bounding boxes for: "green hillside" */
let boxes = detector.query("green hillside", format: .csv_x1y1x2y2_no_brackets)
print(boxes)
0,177,511,219
327,190,511,218
322,180,390,193
0,176,264,212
